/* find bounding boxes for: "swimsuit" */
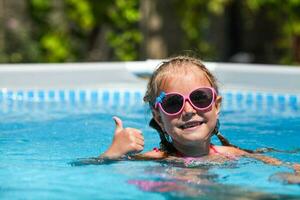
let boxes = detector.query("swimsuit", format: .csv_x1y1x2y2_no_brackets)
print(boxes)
209,144,219,154
153,144,236,160
209,144,236,160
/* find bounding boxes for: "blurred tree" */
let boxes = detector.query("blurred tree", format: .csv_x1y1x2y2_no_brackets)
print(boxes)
0,0,40,62
27,0,141,62
0,0,300,64
245,0,300,64
139,0,230,60
174,0,231,61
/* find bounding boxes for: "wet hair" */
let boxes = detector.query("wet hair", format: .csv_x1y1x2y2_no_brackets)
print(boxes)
143,55,254,154
144,56,219,106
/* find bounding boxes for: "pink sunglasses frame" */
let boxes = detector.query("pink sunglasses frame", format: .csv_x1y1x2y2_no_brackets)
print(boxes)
154,87,217,116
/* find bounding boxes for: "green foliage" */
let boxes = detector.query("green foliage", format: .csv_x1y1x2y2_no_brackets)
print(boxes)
107,30,142,61
1,0,300,64
25,0,141,62
105,0,141,60
175,0,231,60
65,0,95,32
41,32,71,62
245,0,300,64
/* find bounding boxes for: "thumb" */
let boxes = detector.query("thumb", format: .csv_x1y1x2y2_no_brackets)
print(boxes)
113,116,123,133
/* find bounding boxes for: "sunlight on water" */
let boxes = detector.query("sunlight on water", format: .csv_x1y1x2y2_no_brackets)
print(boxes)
0,101,300,199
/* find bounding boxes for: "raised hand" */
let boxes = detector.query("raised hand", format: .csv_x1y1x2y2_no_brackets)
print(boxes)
99,116,144,159
294,163,300,175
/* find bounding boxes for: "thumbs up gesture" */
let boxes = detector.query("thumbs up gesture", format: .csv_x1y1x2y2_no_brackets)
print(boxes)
294,164,300,175
100,116,144,159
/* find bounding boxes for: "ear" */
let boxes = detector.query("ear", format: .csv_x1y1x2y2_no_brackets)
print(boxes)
152,109,165,131
215,96,222,115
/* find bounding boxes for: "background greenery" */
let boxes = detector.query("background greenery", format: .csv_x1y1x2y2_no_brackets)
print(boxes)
0,0,299,64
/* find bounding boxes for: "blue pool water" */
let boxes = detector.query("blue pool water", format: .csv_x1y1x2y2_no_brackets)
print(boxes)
0,90,300,199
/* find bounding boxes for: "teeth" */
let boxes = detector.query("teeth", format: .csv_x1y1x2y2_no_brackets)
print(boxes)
181,122,202,129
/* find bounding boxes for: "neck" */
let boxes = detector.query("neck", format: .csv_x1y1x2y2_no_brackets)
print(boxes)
172,139,211,157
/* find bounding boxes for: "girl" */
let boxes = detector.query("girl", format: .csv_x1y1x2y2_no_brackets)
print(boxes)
99,56,300,179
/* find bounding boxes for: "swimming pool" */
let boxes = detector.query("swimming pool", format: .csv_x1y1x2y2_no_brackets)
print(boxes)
0,88,299,199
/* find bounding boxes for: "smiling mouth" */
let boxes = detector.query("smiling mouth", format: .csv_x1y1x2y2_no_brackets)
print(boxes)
179,121,204,129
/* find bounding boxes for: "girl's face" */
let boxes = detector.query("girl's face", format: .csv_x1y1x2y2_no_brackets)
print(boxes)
153,66,222,147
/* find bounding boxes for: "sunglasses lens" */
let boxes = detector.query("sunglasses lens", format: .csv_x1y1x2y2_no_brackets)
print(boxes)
190,88,213,108
161,94,184,114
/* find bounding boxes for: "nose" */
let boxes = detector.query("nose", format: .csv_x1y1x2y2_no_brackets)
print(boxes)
182,99,196,113
182,100,196,120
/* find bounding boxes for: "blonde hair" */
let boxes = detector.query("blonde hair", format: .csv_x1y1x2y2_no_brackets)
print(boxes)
143,56,219,107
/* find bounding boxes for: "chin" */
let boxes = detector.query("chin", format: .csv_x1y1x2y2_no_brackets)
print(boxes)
179,138,208,146
180,132,210,143
182,125,209,134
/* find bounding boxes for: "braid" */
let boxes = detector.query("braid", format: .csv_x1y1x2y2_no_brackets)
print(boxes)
213,120,254,153
149,118,177,153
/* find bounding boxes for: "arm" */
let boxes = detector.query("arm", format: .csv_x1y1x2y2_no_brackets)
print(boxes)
224,146,300,184
99,116,144,160
131,150,168,160
241,148,300,183
245,153,283,166
293,164,300,175
219,146,283,166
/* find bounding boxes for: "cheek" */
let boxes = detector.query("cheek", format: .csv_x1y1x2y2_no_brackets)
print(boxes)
204,107,219,125
160,112,178,131
201,105,219,120
213,104,220,119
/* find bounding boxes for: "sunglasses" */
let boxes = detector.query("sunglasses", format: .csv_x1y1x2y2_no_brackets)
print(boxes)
155,87,217,116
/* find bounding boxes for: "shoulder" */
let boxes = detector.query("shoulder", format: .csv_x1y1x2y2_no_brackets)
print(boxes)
212,145,249,156
133,149,168,160
143,149,168,159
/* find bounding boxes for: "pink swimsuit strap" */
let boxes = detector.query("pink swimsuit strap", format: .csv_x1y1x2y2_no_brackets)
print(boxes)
209,144,219,153
154,145,220,157
154,145,235,160
210,144,236,160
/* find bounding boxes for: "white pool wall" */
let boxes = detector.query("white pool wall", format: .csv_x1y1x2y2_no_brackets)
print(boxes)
126,60,300,93
0,60,299,93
